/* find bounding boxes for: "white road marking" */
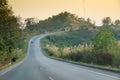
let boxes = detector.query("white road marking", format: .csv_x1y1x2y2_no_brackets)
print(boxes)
49,77,54,80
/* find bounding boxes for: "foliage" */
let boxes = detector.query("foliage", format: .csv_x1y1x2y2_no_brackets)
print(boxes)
114,19,120,26
42,27,120,68
0,0,25,67
44,44,92,62
24,11,95,33
102,17,112,26
44,28,97,48
92,28,117,54
0,36,5,51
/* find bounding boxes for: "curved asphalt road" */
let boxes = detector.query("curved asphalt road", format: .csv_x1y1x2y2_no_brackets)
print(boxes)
0,34,120,80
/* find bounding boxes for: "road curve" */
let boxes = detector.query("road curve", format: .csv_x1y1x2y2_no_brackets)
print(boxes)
0,34,120,80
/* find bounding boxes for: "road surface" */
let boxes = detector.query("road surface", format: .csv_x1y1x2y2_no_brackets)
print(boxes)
0,34,120,80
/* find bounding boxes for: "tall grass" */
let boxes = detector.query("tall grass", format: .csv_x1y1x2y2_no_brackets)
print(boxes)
44,42,120,68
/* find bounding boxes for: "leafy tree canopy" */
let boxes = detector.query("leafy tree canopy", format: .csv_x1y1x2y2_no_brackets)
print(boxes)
92,28,117,53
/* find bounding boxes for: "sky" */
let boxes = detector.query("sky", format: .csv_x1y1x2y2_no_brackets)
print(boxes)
9,0,120,25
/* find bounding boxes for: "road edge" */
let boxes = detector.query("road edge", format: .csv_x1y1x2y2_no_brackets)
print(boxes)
40,35,120,74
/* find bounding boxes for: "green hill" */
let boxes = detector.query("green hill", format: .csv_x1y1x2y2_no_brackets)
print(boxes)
24,11,95,33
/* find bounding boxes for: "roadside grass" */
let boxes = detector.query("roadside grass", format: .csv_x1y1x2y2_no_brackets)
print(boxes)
41,46,120,72
40,37,120,72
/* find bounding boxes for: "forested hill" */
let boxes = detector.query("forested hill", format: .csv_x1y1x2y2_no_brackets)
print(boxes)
24,11,120,40
24,11,95,33
40,16,120,68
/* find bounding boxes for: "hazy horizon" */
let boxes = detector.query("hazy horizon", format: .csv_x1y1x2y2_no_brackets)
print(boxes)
9,0,120,26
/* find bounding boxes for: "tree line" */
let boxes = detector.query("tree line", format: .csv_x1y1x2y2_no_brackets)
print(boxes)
0,0,25,67
24,11,95,33
24,12,120,34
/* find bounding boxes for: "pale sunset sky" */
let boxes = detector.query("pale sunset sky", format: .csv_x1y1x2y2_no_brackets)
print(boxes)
9,0,120,25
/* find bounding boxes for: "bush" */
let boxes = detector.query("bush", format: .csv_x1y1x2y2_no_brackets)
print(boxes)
94,52,112,65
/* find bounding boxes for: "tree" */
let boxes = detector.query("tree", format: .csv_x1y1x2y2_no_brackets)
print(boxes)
86,18,91,23
24,18,39,31
0,36,5,51
92,28,117,53
25,18,38,26
114,19,120,26
0,0,22,65
102,17,112,26
92,28,117,65
0,0,21,48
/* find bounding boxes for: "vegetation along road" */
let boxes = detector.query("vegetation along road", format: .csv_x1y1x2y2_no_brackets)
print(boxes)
0,34,120,80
